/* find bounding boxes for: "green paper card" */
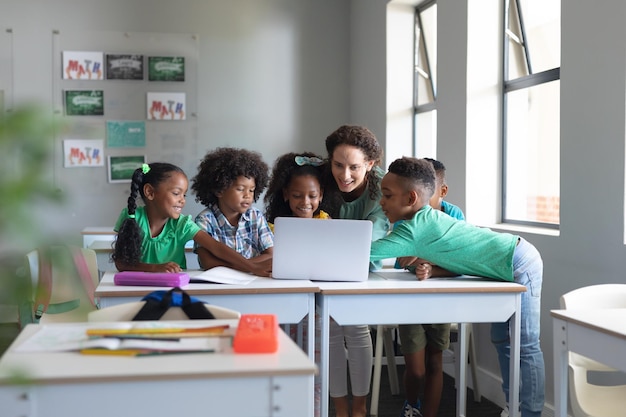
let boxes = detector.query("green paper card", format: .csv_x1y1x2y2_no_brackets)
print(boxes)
148,57,185,81
64,90,104,116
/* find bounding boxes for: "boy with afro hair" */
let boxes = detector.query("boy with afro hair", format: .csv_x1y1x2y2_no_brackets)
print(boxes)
192,147,273,272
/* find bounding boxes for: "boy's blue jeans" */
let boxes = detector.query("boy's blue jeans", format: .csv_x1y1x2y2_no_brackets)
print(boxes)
491,238,545,417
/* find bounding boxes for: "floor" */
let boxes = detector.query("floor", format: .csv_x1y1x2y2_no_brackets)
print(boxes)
369,364,504,417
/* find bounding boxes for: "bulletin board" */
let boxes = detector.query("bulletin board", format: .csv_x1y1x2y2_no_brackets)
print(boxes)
50,30,200,222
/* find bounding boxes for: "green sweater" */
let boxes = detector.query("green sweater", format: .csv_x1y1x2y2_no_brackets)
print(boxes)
339,171,390,270
370,205,518,281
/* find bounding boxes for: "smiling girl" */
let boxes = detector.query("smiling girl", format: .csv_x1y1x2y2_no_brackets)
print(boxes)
264,151,336,229
112,162,270,276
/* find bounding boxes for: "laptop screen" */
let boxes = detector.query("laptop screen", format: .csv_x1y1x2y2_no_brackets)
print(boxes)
272,217,373,282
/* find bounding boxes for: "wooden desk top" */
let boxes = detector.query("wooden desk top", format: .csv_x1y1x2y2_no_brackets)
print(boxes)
96,271,321,297
316,269,527,295
551,308,626,340
0,320,316,386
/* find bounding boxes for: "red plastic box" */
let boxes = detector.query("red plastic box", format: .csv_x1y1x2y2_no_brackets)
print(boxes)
233,314,279,353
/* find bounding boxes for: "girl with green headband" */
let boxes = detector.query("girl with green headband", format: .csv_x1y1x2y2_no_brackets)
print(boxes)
112,162,271,276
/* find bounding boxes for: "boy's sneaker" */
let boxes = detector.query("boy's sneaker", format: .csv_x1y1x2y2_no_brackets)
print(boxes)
400,400,423,417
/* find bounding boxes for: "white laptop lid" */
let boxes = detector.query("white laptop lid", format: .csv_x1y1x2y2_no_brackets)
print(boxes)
272,217,373,282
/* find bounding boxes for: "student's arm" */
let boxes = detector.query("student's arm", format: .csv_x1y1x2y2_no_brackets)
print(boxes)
193,230,271,276
114,260,183,273
370,224,418,262
401,259,458,281
250,247,273,264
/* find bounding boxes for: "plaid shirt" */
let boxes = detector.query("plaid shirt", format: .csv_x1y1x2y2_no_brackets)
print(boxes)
194,203,274,259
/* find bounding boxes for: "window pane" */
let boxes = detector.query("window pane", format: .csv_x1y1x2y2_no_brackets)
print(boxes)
415,110,437,158
505,80,560,224
507,0,560,79
415,4,436,105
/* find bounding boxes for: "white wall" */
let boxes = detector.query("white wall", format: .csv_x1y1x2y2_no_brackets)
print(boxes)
0,0,351,242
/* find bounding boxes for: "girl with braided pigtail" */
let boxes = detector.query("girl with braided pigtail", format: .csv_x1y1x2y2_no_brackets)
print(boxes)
112,162,271,276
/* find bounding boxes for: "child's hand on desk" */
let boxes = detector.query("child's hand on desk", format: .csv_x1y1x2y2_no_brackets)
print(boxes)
397,257,436,280
397,256,418,269
414,262,433,281
251,257,272,277
153,262,183,273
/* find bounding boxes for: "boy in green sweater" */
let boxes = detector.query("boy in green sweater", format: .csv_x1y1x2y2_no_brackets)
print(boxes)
370,157,544,417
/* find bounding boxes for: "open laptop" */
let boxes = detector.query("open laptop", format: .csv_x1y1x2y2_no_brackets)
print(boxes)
271,217,373,282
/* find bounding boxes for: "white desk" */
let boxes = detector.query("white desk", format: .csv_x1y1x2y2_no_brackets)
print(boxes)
81,226,116,248
0,320,316,417
96,271,319,359
317,270,526,417
552,308,626,417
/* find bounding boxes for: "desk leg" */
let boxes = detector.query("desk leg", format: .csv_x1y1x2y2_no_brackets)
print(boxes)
509,294,521,417
318,294,330,417
308,293,315,361
552,318,568,417
456,323,468,417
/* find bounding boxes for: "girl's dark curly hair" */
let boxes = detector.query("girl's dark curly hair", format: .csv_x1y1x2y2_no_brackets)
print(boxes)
388,157,436,200
191,147,269,206
264,152,338,223
112,162,186,266
324,125,383,200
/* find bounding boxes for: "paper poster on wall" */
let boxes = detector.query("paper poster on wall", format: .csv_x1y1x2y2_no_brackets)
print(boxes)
105,54,144,80
63,139,104,167
62,51,104,80
106,120,146,148
147,92,186,120
148,57,185,81
108,155,146,183
64,90,104,116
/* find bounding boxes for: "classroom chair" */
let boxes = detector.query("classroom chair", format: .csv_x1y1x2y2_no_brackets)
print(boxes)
559,284,626,417
88,300,241,322
370,322,481,417
22,246,99,327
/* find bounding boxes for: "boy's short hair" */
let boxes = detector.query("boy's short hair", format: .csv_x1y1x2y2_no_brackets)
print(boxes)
387,157,436,201
423,157,446,185
192,147,269,206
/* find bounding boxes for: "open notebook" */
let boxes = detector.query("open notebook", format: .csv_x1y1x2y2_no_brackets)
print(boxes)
271,217,372,282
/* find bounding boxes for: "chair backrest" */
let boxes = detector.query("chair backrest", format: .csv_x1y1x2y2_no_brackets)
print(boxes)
560,284,626,310
88,301,240,322
560,284,626,417
24,246,100,325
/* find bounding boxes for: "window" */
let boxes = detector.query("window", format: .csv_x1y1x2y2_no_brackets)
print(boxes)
414,1,437,158
502,0,560,227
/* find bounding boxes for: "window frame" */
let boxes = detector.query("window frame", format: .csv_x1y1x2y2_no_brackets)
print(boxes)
501,0,560,229
413,0,437,156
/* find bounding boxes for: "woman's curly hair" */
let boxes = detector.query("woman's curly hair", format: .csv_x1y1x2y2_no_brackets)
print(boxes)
264,152,339,223
324,125,383,200
191,147,269,206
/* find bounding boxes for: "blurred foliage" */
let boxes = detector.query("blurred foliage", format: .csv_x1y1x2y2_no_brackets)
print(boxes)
0,106,64,242
0,106,65,309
